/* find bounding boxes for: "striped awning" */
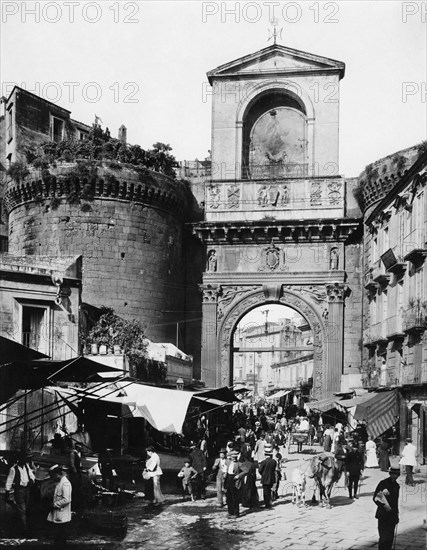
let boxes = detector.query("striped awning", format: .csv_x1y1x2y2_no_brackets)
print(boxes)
353,389,398,439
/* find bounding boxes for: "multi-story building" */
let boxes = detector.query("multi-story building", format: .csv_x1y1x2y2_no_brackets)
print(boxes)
361,144,427,458
233,317,313,396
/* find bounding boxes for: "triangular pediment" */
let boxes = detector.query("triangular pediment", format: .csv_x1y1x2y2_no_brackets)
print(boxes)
207,44,345,83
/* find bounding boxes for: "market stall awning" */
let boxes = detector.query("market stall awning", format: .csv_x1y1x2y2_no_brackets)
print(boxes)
352,389,398,439
0,335,49,365
0,357,123,404
307,395,342,413
79,382,237,434
334,392,374,413
266,389,291,400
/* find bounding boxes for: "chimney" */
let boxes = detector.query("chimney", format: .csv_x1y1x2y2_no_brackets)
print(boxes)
118,124,127,144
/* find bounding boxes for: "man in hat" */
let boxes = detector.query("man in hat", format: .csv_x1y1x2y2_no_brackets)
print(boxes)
5,452,35,533
224,450,243,518
189,441,207,499
47,465,72,548
399,438,417,486
211,448,228,506
258,444,276,508
373,467,400,550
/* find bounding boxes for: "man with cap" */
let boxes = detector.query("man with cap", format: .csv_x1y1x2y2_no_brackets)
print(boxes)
399,438,417,486
211,448,228,506
373,467,400,550
47,465,72,548
5,452,35,533
224,450,243,518
258,443,276,509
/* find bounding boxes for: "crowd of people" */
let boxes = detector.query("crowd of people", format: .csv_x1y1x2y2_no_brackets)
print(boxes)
1,403,423,549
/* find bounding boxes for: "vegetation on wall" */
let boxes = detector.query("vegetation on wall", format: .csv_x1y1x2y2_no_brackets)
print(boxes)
4,123,186,211
80,306,167,384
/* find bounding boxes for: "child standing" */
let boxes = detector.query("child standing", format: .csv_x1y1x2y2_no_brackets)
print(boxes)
177,459,198,501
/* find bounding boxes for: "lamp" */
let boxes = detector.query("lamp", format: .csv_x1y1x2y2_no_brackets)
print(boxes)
176,378,184,391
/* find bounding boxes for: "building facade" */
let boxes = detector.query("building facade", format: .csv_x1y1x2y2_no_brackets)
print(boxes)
360,144,427,458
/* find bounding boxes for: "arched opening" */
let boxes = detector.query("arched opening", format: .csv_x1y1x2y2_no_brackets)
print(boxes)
231,304,314,400
242,90,308,179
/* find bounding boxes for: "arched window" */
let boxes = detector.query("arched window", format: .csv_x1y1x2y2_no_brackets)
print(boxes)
242,90,307,179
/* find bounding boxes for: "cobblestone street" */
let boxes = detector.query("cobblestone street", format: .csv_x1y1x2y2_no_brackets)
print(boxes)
119,454,426,550
0,452,426,549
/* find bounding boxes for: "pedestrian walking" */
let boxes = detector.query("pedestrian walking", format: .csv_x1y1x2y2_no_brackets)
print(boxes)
345,441,364,499
4,452,35,533
211,448,228,506
47,465,72,549
258,444,276,508
373,467,400,550
377,438,390,472
177,458,198,501
144,446,165,506
254,432,266,464
399,438,417,486
236,451,259,509
365,435,379,468
189,442,207,499
225,450,243,518
69,442,83,511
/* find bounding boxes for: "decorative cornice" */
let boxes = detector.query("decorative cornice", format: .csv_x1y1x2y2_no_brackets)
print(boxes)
203,271,346,285
191,219,361,244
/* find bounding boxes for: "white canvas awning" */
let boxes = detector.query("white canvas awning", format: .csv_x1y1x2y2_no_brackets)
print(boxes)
266,389,291,400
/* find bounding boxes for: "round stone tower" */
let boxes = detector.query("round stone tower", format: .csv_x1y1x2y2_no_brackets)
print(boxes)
4,162,188,344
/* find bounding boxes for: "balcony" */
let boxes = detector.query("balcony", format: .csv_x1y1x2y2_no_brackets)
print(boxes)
402,312,426,334
386,316,405,340
403,231,427,264
372,266,390,286
364,270,379,292
370,322,388,346
381,248,407,275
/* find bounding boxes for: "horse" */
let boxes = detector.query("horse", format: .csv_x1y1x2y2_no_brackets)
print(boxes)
306,452,344,508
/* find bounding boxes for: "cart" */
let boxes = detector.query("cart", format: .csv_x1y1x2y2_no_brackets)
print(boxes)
287,431,309,454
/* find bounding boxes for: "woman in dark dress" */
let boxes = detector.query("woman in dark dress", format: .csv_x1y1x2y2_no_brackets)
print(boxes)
237,453,259,509
377,438,390,472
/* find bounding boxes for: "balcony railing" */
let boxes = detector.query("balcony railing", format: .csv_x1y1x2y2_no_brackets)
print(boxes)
402,313,426,334
386,316,405,340
243,163,309,180
370,322,388,345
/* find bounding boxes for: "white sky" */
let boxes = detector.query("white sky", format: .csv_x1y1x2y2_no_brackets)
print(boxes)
2,1,426,177
236,303,303,329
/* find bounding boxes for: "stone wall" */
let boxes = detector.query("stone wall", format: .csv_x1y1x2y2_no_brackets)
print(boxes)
5,165,190,344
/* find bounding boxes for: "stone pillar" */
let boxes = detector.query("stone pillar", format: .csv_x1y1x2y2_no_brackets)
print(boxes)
399,395,408,454
325,282,346,395
200,284,220,388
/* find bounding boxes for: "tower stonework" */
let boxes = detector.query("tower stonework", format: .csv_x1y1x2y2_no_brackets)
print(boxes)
193,44,363,398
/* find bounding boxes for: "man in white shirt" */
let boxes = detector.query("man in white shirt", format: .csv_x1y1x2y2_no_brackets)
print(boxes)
47,465,72,548
5,453,35,532
400,438,417,486
211,449,228,506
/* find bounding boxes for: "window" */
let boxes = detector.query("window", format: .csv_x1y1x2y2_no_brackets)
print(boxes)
7,108,13,142
77,130,88,141
21,304,51,355
50,116,65,143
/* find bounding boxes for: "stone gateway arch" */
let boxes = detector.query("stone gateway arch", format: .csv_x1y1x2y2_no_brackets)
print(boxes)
193,44,362,398
200,283,348,399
